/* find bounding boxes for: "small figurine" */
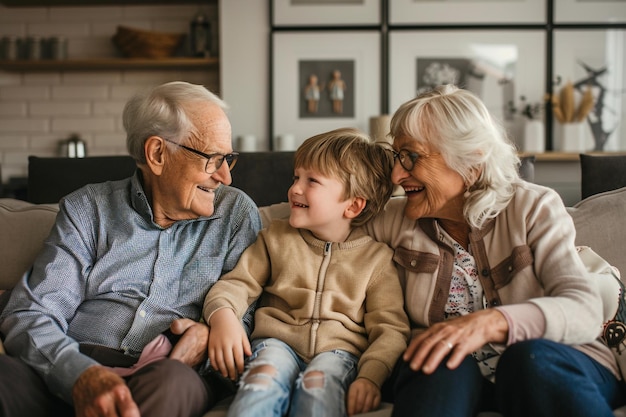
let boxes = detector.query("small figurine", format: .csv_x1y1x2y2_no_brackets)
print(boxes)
304,74,321,114
190,13,211,57
327,70,346,114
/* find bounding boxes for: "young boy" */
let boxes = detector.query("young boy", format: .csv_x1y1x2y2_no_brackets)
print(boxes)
203,128,410,417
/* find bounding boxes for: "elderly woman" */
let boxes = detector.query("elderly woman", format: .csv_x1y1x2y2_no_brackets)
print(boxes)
366,84,624,417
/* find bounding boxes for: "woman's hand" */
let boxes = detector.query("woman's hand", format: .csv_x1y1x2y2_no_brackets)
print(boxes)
208,308,252,380
404,309,508,374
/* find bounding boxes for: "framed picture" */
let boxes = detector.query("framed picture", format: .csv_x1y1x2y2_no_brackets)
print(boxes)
272,0,381,27
388,30,546,145
272,31,381,149
552,29,626,152
554,0,626,23
388,0,546,25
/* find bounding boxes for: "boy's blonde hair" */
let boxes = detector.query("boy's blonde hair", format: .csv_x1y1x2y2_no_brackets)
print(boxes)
294,127,394,227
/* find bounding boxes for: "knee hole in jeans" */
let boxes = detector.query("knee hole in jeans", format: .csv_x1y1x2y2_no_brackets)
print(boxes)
302,370,325,390
240,364,276,390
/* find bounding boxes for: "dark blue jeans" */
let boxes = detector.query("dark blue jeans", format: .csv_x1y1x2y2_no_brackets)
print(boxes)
384,339,625,417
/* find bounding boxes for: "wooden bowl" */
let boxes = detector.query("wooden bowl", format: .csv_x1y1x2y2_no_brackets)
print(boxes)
112,26,185,59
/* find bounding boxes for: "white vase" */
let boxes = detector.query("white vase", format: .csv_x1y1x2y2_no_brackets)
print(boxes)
555,123,589,152
274,134,296,151
523,120,545,153
236,134,257,152
505,115,526,151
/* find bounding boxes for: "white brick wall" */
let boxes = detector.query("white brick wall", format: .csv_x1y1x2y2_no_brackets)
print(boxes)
0,3,219,188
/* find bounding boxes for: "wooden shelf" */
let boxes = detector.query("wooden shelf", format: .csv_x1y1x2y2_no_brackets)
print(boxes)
0,57,218,72
1,0,215,6
519,151,626,162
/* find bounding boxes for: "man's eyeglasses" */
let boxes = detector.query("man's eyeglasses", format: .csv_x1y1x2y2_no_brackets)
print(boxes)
164,139,238,174
389,149,438,172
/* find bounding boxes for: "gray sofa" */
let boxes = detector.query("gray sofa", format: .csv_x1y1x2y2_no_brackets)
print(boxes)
2,186,626,416
1,148,624,415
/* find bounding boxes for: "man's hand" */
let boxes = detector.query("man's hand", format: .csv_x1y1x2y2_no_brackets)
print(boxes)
169,318,209,367
73,366,140,417
346,378,381,416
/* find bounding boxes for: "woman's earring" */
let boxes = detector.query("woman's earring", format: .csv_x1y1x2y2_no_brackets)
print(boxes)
464,188,471,199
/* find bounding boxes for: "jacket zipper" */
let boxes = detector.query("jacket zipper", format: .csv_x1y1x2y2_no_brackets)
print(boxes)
310,241,332,354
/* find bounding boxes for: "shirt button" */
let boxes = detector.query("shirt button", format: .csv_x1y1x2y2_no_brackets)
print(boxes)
481,268,489,276
139,310,146,318
491,300,499,306
410,260,417,267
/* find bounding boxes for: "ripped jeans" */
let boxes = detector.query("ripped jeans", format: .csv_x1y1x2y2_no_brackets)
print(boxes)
226,337,358,417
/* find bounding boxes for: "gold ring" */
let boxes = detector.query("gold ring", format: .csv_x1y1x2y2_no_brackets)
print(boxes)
440,339,453,350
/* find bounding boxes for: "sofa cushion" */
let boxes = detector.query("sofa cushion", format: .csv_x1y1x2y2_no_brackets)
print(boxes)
0,198,58,290
580,154,626,200
1,186,625,415
230,152,294,207
28,155,136,204
567,187,626,280
26,153,295,208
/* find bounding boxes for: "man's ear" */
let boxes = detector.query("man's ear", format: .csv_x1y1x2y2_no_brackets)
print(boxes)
344,197,367,220
144,136,166,176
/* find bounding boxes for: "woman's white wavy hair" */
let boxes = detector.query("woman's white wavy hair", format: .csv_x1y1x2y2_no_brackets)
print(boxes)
390,84,521,229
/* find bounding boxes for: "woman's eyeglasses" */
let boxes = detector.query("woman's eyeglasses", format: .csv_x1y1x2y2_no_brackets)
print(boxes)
389,149,439,171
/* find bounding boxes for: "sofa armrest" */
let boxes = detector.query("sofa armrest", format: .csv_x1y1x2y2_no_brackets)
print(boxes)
0,199,59,291
567,187,626,279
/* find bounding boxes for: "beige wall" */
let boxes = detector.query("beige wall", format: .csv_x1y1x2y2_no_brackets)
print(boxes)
220,0,269,152
0,3,218,184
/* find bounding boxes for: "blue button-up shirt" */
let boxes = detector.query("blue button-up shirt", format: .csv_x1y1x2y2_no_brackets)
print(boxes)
0,172,261,403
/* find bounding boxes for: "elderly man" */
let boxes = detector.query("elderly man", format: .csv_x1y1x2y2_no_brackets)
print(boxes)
0,81,262,417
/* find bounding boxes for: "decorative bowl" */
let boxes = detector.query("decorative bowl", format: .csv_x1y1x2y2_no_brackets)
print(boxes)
112,26,185,59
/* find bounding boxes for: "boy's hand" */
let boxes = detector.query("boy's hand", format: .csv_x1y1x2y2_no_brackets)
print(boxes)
346,378,381,416
208,308,251,380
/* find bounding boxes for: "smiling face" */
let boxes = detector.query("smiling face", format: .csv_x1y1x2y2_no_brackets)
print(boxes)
150,101,233,227
288,166,355,242
391,135,466,222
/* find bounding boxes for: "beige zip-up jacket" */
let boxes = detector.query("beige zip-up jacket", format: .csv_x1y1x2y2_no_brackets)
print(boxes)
365,181,619,378
203,219,410,388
